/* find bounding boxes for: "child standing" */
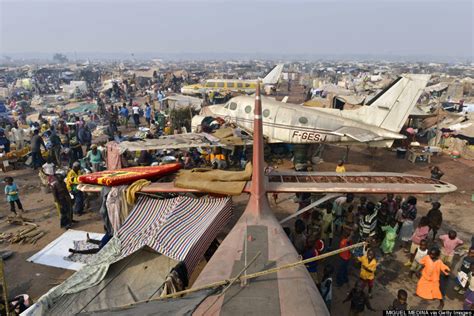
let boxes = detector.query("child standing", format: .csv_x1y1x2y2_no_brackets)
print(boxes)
398,197,417,252
4,177,24,215
343,280,375,315
380,219,398,255
319,265,334,312
405,216,430,266
455,247,474,294
303,233,325,285
357,249,377,298
291,219,307,255
307,209,322,239
335,160,346,173
416,247,450,309
463,263,474,310
389,289,408,310
321,204,334,250
439,230,464,267
409,239,429,278
336,230,352,286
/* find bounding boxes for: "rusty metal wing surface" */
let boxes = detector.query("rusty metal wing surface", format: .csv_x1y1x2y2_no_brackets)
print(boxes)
265,171,457,194
78,172,456,195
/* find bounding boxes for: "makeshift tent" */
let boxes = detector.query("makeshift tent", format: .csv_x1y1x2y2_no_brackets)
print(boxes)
24,195,233,316
118,195,232,272
164,94,203,111
47,249,178,315
62,81,87,95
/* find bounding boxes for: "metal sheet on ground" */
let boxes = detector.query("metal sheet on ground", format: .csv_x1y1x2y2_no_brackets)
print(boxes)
27,230,104,271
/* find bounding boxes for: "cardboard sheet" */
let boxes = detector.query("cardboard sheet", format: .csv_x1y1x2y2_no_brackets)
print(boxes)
27,229,104,271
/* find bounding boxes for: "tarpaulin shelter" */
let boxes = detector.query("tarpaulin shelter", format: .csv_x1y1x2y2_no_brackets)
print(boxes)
24,195,233,316
116,133,251,154
62,81,87,95
164,94,203,111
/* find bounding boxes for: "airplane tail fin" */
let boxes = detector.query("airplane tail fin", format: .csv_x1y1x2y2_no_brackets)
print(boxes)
364,74,430,132
262,64,284,85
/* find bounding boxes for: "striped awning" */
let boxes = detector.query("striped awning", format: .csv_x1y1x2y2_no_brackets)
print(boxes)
117,195,233,273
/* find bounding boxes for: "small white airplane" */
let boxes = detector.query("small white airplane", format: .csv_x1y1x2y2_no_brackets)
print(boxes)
181,64,284,96
193,74,430,147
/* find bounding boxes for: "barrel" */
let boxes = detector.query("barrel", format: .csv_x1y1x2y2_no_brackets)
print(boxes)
396,148,407,159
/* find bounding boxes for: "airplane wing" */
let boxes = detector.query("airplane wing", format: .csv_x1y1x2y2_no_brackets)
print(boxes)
78,172,456,195
332,126,387,142
266,171,457,194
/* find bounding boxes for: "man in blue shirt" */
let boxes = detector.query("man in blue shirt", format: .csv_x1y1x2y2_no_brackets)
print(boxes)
157,91,165,110
145,103,152,127
119,103,129,128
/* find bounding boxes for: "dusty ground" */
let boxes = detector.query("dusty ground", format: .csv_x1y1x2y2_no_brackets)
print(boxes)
0,143,472,313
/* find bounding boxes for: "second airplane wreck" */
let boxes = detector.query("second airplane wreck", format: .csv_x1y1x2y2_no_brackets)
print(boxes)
181,64,284,96
193,74,430,147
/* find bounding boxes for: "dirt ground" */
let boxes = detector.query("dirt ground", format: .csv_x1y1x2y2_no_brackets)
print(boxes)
0,143,472,314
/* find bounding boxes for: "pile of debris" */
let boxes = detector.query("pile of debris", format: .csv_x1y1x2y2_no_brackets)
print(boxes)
0,222,47,245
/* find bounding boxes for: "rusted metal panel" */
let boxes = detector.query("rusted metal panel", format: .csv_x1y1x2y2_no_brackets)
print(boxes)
79,173,456,195
265,171,456,194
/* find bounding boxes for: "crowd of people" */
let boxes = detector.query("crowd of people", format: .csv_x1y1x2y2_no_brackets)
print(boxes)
286,184,473,312
2,85,251,232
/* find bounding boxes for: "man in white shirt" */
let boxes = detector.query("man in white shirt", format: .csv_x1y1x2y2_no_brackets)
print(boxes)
132,103,140,128
11,123,26,149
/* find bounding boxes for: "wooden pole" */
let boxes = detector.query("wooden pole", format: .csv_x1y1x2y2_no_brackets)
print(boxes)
434,97,441,146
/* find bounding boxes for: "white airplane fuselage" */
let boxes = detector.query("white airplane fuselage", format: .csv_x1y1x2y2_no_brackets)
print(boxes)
199,96,403,146
195,74,430,147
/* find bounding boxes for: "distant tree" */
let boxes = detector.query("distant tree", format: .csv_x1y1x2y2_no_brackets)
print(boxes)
52,53,68,63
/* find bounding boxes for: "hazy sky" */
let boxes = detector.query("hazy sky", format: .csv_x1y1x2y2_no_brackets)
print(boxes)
0,0,473,58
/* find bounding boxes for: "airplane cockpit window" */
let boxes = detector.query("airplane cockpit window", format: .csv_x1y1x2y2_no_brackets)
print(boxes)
217,82,225,87
230,102,238,110
263,109,270,117
245,105,252,113
299,117,308,124
224,102,229,109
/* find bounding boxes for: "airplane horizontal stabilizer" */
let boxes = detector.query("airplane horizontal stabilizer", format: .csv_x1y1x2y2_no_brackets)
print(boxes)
333,126,385,142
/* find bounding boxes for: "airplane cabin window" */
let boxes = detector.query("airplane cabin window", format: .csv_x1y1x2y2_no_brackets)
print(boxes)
245,105,252,113
299,117,308,124
227,83,235,88
263,109,270,117
230,102,238,110
217,82,225,87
